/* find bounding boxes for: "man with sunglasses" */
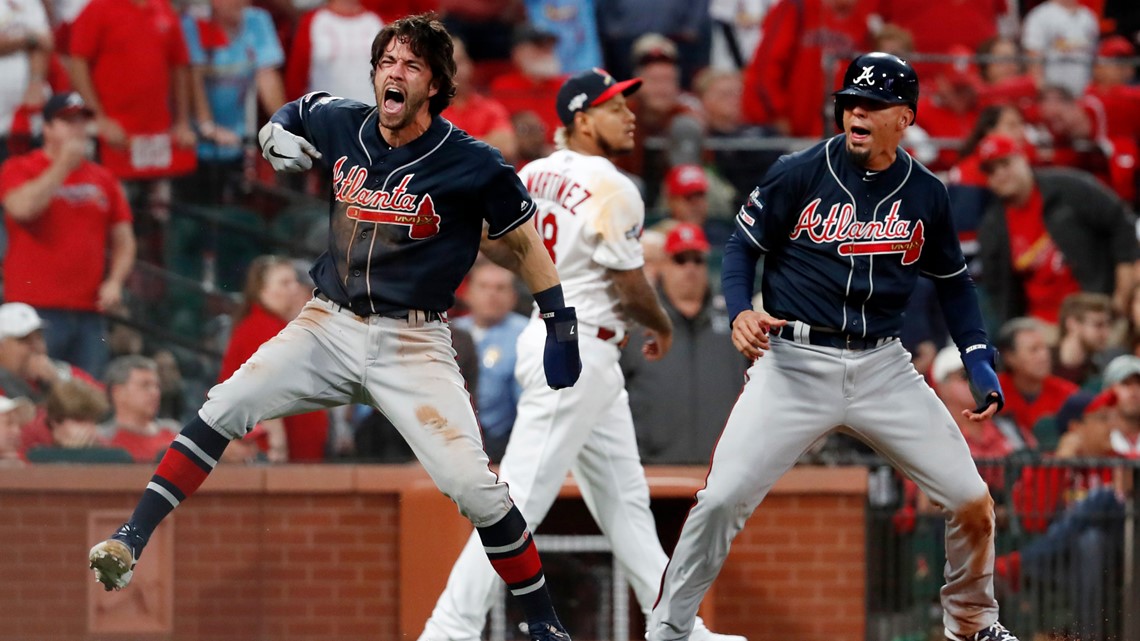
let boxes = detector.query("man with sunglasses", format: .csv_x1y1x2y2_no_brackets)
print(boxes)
420,69,744,641
621,223,749,464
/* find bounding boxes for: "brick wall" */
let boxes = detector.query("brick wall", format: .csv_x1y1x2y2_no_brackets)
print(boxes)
0,465,866,641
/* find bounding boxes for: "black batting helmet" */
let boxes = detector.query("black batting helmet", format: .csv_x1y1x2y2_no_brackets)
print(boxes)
832,52,919,130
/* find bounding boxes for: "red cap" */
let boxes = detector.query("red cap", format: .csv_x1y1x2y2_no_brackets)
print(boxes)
977,133,1024,165
664,223,710,255
665,164,709,197
1098,35,1134,59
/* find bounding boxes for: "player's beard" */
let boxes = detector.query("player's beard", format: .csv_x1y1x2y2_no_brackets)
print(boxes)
597,131,633,158
845,143,873,168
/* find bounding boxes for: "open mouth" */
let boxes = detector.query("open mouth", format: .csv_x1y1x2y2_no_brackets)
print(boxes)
849,125,871,142
382,87,406,115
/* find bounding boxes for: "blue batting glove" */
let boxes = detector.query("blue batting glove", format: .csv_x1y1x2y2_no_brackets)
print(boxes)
962,344,1004,413
541,307,581,389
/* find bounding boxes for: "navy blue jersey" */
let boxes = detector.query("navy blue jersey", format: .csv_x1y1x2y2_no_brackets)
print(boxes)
735,135,966,338
272,92,537,315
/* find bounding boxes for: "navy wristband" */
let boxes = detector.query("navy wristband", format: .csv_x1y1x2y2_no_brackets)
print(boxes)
533,284,566,313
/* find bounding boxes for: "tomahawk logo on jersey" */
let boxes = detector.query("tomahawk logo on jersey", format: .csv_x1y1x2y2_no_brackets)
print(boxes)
735,135,965,338
273,91,537,316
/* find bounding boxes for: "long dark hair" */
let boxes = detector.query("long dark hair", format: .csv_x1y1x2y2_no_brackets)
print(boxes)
958,104,1016,160
370,12,457,116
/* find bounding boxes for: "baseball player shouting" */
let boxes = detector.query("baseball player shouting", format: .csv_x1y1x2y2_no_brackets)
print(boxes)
88,14,581,641
418,70,744,641
648,53,1017,641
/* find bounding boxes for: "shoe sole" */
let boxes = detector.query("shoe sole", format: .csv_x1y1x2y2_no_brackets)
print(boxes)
89,539,135,591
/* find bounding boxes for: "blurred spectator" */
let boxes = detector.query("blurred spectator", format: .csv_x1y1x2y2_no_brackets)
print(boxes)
101,355,179,462
931,346,1021,461
152,349,186,422
977,133,1140,325
445,37,517,163
0,93,135,377
974,35,1040,110
0,302,68,403
946,105,1034,278
511,110,552,168
437,0,523,62
872,22,913,58
451,260,527,462
693,67,781,202
621,223,748,463
0,0,51,163
68,0,196,180
639,228,667,286
523,0,603,74
0,395,33,466
1000,388,1127,641
42,378,110,448
653,164,709,232
996,316,1079,446
219,255,327,462
595,0,710,82
489,24,565,145
951,104,1035,189
1033,85,1137,203
1053,292,1113,388
1022,0,1099,97
709,0,775,71
1103,355,1140,456
877,0,1004,76
613,33,700,207
284,0,381,103
741,0,874,137
181,0,286,204
914,46,984,171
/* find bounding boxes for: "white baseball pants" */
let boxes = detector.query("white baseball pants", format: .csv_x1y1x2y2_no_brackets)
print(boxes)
199,294,513,526
420,318,670,641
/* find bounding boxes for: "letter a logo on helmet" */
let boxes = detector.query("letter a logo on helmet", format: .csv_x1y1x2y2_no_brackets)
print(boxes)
832,52,920,131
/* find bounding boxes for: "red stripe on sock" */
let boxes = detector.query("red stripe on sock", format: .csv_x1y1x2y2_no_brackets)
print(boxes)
155,448,210,495
489,543,544,586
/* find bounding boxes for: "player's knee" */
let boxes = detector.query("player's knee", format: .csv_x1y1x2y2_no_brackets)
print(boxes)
199,395,260,440
438,466,506,524
951,492,994,542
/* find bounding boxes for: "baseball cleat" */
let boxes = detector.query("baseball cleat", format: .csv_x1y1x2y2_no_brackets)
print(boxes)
88,523,144,591
519,620,572,641
946,621,1019,641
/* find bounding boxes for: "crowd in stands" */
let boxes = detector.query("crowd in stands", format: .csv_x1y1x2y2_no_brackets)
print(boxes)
1,0,1138,634
0,0,1138,561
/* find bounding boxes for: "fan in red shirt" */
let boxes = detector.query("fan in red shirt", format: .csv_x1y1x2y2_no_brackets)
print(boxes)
0,93,135,378
444,37,517,162
878,0,1005,81
741,0,874,137
67,0,196,180
915,46,983,171
996,317,1079,447
489,24,565,145
218,256,329,462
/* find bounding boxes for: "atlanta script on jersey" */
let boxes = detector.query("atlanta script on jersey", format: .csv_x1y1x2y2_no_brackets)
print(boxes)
518,149,645,333
272,92,537,316
735,135,966,338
